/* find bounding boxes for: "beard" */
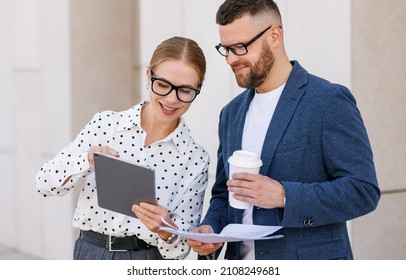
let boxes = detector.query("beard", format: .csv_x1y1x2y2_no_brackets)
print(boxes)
232,41,274,88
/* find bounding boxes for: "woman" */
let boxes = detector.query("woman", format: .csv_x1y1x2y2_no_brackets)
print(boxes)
35,36,209,260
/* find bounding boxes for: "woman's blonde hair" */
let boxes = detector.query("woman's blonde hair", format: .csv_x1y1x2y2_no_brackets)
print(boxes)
149,36,206,88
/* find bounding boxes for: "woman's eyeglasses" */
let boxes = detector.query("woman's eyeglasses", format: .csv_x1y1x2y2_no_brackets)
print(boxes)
149,71,200,103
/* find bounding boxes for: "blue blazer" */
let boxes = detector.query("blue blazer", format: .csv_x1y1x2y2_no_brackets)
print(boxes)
201,61,380,260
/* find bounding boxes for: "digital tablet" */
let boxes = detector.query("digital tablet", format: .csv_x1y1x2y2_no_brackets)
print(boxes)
93,152,156,218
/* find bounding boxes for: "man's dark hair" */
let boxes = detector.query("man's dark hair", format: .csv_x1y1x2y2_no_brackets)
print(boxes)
216,0,282,26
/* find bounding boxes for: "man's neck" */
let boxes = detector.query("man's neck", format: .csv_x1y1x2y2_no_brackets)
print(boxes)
256,58,292,93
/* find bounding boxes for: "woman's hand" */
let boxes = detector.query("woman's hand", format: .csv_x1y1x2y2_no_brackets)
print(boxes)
87,146,120,167
132,201,176,240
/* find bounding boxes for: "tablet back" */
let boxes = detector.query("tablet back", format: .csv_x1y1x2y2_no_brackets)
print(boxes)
94,152,156,218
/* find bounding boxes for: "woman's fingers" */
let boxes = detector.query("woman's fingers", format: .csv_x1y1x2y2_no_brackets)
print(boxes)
87,146,120,166
132,203,168,232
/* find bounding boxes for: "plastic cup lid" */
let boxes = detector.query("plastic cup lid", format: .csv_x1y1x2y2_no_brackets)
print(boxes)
228,150,263,168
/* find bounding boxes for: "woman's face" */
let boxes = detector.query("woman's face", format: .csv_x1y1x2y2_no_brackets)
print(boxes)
146,60,200,125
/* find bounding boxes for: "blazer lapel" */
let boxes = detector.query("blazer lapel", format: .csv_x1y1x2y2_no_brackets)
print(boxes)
260,61,307,174
230,89,256,154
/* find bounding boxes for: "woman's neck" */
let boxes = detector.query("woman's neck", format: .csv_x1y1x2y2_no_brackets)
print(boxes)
140,103,179,146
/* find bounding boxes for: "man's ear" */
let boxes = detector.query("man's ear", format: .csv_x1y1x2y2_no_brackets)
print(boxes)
269,25,282,47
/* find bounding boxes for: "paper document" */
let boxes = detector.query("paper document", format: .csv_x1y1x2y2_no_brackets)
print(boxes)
159,219,283,243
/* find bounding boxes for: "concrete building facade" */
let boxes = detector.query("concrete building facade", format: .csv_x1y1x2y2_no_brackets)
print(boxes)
0,0,404,259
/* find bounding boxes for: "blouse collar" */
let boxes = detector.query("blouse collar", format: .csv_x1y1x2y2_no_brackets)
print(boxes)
116,100,192,155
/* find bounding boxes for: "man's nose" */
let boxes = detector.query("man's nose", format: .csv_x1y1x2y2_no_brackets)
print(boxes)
226,51,239,65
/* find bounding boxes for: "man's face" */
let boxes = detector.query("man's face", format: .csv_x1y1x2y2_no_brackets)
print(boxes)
231,42,274,88
218,16,274,89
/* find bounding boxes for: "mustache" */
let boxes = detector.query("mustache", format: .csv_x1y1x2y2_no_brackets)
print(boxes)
231,62,250,72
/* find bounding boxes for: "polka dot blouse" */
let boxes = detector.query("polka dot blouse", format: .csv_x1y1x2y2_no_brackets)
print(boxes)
35,101,210,259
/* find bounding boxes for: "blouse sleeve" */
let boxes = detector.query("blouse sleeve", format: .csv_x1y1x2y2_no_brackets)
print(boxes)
34,114,99,197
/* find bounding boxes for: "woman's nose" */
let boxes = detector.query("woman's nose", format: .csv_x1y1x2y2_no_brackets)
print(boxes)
165,88,179,103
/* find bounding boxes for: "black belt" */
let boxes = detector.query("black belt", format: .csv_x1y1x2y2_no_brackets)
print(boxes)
80,230,150,252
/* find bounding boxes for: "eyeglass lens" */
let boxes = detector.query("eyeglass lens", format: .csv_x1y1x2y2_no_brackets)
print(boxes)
151,78,198,103
218,44,247,56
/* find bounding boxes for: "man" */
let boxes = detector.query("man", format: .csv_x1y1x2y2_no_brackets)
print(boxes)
187,0,380,260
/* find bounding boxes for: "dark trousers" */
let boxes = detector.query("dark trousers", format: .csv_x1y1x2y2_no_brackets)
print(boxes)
73,236,164,260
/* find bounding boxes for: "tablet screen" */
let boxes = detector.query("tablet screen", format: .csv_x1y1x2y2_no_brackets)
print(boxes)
94,152,156,218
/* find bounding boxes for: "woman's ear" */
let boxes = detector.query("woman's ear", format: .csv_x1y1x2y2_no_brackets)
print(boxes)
146,68,151,88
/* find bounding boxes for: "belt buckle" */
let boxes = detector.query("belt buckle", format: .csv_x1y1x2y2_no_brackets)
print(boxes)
108,235,127,252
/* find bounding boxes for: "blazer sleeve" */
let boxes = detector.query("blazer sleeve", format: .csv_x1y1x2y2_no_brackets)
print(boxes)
282,85,380,227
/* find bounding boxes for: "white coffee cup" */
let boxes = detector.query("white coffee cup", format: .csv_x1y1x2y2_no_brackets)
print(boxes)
228,150,263,209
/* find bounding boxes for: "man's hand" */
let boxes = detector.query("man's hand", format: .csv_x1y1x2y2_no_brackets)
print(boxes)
186,225,223,256
227,173,285,209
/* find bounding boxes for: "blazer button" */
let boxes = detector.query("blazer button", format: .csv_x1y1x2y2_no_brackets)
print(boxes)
308,219,314,225
303,219,308,225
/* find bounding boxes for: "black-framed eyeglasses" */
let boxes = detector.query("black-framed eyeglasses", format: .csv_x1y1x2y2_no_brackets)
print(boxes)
150,70,200,103
215,25,281,57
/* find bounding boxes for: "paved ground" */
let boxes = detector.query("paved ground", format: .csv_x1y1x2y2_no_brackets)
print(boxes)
0,244,40,260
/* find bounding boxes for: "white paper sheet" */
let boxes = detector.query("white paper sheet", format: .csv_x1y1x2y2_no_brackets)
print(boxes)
159,221,283,243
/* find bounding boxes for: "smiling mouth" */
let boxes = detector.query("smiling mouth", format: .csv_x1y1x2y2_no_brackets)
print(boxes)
233,64,249,75
161,103,177,112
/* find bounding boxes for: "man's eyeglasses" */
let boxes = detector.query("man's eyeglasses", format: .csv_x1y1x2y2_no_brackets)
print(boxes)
215,25,281,57
150,70,200,103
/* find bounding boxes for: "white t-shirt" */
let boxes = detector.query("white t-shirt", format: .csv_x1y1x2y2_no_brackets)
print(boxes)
240,83,285,259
